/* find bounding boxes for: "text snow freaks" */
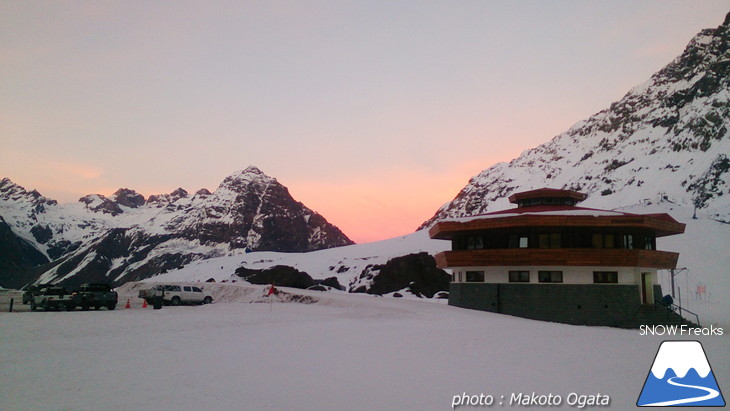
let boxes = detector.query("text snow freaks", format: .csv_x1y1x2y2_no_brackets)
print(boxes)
639,324,723,336
451,392,610,408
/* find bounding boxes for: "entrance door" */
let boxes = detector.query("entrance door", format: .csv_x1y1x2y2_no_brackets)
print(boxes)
641,272,653,304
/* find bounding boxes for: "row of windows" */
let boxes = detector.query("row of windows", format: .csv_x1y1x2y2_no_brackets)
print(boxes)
517,198,577,207
457,232,655,251
454,271,619,284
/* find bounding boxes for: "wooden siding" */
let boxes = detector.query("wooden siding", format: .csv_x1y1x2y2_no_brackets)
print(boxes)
435,248,680,269
429,214,685,240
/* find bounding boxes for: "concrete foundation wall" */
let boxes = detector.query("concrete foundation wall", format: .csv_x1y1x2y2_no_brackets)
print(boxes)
449,283,664,326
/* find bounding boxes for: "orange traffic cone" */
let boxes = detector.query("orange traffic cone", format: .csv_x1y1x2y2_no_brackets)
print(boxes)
125,298,131,309
142,299,148,308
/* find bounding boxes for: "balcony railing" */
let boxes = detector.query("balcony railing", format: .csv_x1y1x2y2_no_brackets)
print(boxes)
435,248,679,269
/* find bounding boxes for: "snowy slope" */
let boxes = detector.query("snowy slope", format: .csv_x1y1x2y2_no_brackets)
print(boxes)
421,14,730,229
144,228,449,295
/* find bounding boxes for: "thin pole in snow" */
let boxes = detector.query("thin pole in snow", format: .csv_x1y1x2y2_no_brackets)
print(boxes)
267,284,275,312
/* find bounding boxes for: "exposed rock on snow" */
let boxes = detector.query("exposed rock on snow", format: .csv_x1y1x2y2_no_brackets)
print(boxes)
351,252,450,298
235,265,316,290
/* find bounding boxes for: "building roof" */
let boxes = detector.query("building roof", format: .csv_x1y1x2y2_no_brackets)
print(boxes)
429,196,685,240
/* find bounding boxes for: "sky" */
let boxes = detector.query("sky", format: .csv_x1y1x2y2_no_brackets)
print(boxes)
1,1,728,244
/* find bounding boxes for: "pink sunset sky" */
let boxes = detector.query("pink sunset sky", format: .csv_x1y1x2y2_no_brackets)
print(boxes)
1,1,728,243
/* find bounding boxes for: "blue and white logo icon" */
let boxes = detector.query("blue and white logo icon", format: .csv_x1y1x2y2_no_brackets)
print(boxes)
637,341,725,407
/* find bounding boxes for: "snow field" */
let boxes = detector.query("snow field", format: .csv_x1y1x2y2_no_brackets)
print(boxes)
1,287,728,411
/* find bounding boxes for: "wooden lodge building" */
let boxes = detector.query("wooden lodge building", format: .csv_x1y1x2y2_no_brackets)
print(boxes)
429,188,689,327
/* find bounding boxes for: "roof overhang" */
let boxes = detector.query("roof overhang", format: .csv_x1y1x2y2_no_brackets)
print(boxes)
429,213,686,240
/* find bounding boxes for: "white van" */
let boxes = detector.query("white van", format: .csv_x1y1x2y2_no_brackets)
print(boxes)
139,284,213,306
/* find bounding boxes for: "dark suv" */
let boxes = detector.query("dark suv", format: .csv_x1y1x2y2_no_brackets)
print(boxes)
70,283,118,310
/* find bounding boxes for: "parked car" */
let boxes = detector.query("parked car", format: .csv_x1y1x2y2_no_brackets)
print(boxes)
69,283,118,310
138,284,213,306
30,286,74,311
22,284,51,304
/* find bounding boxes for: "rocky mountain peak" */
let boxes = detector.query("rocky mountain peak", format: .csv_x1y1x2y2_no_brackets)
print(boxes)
218,166,276,194
0,178,27,201
111,188,146,208
242,165,265,175
78,188,145,214
0,177,16,192
169,187,188,198
146,188,189,207
79,194,123,215
228,165,268,179
0,178,57,209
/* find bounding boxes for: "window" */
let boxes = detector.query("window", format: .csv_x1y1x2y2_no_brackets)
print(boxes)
509,234,529,248
592,233,602,248
538,271,563,283
509,271,530,282
604,234,615,248
539,233,561,249
467,236,484,250
183,286,192,292
465,271,485,282
644,236,654,250
623,234,634,249
594,271,618,283
192,287,202,292
552,233,561,248
592,233,615,248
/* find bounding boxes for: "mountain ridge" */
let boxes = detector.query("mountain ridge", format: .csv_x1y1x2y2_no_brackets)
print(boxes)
0,167,353,288
419,14,729,229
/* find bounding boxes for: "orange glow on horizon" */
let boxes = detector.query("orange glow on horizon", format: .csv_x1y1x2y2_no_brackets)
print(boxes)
286,165,483,244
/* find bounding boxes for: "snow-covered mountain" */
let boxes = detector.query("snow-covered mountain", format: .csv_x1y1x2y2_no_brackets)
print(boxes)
420,13,730,229
0,166,353,288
